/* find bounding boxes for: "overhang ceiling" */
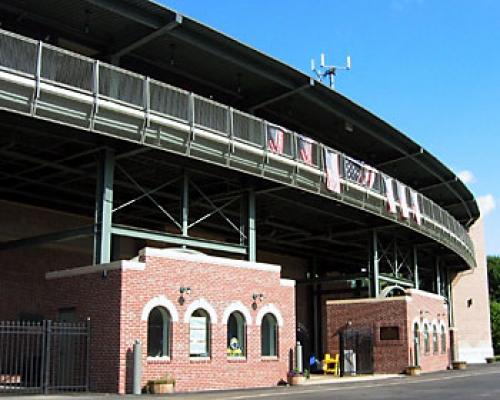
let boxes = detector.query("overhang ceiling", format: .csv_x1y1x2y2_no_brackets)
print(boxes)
0,0,479,226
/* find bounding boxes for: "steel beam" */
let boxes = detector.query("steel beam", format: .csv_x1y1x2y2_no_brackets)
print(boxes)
435,257,441,295
111,225,247,255
247,189,256,262
0,226,94,251
93,149,114,264
248,80,314,112
84,0,164,29
371,230,380,297
375,149,423,168
413,246,420,290
182,171,189,238
109,14,183,58
378,273,414,288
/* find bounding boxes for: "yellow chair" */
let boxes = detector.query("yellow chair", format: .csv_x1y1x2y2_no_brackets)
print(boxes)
323,353,340,375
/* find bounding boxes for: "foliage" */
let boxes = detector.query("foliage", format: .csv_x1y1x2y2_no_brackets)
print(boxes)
488,256,500,354
490,301,500,355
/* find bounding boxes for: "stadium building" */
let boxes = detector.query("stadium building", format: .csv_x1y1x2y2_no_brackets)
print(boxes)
0,0,493,394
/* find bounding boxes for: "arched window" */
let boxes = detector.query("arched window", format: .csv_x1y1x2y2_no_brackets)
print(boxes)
261,313,278,357
189,309,211,358
423,324,430,354
147,307,171,357
413,322,420,366
432,324,438,354
227,311,246,357
441,325,446,353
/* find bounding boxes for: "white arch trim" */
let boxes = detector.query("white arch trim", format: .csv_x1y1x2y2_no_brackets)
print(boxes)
183,298,218,324
222,301,253,325
255,304,284,327
411,317,422,331
141,295,179,322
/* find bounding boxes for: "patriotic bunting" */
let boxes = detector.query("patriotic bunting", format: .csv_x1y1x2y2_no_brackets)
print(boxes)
298,135,313,164
324,149,341,194
359,165,377,189
267,126,284,154
384,176,397,214
397,182,410,219
410,189,422,225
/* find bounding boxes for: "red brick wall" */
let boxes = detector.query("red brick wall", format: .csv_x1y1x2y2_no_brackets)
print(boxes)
44,270,123,393
325,291,450,374
118,251,295,393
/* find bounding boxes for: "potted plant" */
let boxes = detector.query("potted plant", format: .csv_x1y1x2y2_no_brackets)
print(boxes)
452,361,467,370
486,357,496,364
405,365,421,376
147,374,175,394
287,369,306,386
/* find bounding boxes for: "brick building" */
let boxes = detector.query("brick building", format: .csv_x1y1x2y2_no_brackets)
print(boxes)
0,0,492,394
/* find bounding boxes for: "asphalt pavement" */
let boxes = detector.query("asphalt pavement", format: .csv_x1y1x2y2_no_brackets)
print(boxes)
3,363,500,400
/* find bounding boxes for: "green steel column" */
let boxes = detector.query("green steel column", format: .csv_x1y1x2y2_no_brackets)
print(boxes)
446,267,454,326
312,257,320,356
435,257,441,295
413,246,419,290
248,189,256,262
182,171,189,237
94,148,114,265
372,230,380,297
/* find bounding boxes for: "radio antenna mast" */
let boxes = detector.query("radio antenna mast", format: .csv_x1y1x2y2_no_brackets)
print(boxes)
311,53,351,90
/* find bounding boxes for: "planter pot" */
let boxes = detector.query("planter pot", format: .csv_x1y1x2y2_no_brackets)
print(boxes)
452,361,467,370
288,376,306,386
149,382,175,394
405,366,421,376
486,357,496,364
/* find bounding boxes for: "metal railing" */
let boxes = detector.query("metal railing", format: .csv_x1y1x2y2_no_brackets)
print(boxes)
0,320,89,394
0,28,475,264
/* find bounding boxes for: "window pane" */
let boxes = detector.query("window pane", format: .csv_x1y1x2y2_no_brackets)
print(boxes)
227,312,245,357
261,313,277,357
190,309,210,357
147,307,170,357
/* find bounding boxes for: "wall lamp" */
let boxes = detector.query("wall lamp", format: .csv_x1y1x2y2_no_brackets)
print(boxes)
178,287,191,305
252,293,264,302
180,287,191,295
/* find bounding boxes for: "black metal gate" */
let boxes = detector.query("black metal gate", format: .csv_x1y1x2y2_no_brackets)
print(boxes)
339,327,374,376
0,320,89,394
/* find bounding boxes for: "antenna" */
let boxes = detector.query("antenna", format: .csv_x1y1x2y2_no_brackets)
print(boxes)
310,52,352,90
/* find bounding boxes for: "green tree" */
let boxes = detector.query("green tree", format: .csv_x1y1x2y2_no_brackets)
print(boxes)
488,256,500,354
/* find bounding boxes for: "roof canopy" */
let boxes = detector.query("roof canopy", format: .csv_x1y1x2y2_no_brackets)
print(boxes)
0,0,479,226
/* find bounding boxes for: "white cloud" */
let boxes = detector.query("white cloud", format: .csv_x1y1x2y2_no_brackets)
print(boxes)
457,170,476,184
478,194,496,217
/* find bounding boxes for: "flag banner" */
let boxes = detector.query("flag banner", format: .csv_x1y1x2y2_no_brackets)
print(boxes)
359,165,377,189
267,125,285,154
410,189,422,225
298,135,313,164
397,182,410,219
384,176,397,213
324,149,341,193
344,157,363,182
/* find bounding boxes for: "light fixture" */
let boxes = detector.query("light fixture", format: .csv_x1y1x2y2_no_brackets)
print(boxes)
180,287,191,295
345,121,354,133
252,293,264,302
178,286,191,306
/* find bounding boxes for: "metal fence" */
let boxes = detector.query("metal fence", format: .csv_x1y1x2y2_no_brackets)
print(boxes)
0,320,89,394
0,28,474,262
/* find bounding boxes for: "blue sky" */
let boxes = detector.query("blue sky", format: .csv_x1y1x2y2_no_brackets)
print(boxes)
161,0,500,255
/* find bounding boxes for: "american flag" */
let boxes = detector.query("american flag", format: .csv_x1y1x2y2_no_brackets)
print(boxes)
324,149,341,193
384,176,397,214
267,126,284,154
298,135,313,164
410,189,422,225
397,182,410,219
344,158,363,182
359,165,377,189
